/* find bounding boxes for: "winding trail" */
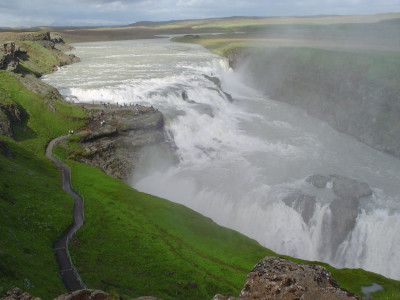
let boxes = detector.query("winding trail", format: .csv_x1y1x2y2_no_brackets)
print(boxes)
46,135,86,291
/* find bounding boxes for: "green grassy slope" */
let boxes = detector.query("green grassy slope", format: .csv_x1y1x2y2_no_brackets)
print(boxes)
49,157,272,299
17,41,61,76
0,70,86,298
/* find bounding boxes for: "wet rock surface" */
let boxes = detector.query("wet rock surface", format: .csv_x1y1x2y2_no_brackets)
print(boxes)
305,174,330,189
62,103,172,181
214,257,365,300
282,191,316,224
329,174,372,200
283,174,373,253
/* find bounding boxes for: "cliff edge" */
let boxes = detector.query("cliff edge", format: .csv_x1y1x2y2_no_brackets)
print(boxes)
228,47,400,159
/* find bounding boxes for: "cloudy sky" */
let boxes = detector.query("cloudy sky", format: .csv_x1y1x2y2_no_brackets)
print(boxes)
1,0,400,27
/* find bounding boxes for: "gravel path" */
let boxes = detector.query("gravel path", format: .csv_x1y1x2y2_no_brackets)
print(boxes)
45,135,86,291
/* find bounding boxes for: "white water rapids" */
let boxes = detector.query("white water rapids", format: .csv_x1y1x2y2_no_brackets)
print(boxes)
43,38,400,280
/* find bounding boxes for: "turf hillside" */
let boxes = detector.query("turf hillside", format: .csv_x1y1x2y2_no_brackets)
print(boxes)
0,69,86,298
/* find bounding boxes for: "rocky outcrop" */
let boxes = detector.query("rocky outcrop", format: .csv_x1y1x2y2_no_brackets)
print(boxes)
307,174,372,252
0,101,23,138
203,74,234,102
0,139,12,157
282,174,373,255
228,47,400,159
282,191,317,224
0,288,40,300
0,42,24,71
0,31,79,76
214,257,365,300
62,103,171,181
0,288,162,300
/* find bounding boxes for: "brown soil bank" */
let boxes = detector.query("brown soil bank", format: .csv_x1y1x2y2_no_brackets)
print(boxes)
229,47,400,158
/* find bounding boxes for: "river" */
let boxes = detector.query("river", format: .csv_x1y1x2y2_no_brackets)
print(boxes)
42,38,400,280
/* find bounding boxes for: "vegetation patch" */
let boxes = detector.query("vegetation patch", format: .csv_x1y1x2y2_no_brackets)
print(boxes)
49,154,273,299
0,66,86,298
17,41,60,76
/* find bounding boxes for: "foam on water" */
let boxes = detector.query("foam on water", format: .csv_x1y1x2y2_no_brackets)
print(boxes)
43,38,400,280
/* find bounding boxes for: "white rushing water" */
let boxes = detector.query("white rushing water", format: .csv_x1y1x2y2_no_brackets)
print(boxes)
43,38,400,280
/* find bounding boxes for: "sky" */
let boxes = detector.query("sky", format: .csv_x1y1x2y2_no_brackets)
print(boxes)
1,0,400,27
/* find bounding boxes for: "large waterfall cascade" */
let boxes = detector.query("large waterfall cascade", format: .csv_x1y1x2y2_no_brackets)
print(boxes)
43,38,400,280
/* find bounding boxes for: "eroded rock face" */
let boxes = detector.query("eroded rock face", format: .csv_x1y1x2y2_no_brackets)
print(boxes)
0,139,12,157
282,174,374,256
306,174,330,189
330,174,372,200
282,191,316,224
64,103,172,181
0,102,23,138
0,42,19,71
214,257,365,300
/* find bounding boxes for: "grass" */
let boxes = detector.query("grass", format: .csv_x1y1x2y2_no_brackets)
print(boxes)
0,68,86,298
0,71,86,154
17,41,61,76
0,137,73,298
154,13,400,30
50,155,273,299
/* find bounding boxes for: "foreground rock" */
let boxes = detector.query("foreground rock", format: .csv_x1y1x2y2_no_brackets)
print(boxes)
0,288,40,300
1,288,162,300
61,103,173,181
214,257,366,300
0,42,21,71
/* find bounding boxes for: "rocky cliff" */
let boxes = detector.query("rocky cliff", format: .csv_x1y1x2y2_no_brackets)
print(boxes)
0,41,22,71
0,31,80,76
284,174,372,258
0,32,82,140
228,47,400,159
57,103,172,181
0,98,23,138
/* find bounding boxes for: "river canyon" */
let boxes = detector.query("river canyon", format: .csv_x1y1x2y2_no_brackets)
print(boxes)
42,37,400,281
